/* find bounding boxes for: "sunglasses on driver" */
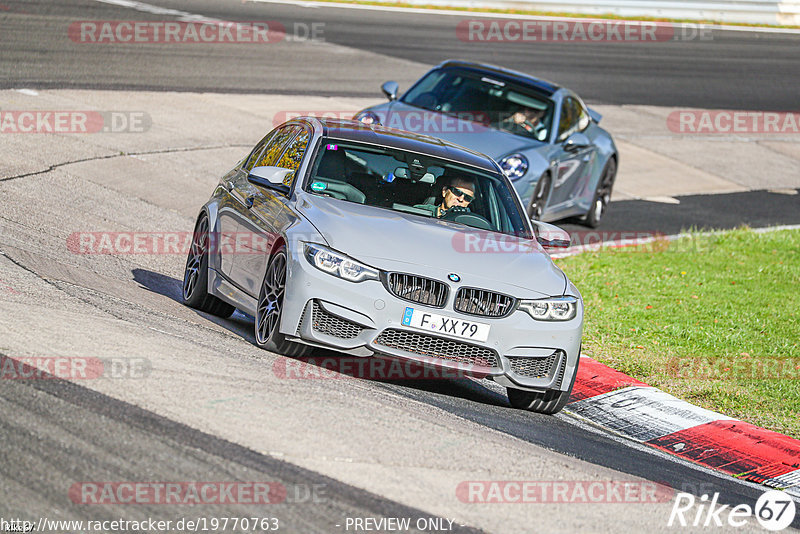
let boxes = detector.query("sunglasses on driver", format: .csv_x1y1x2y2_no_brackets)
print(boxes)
447,185,475,203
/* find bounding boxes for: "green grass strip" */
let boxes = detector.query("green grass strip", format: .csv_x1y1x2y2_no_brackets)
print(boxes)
555,227,800,438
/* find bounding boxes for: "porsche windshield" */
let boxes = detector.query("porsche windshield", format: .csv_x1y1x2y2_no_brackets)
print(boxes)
304,139,531,238
400,68,555,142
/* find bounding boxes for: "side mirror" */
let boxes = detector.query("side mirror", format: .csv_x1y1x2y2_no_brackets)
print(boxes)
381,81,399,101
563,132,591,153
247,165,292,194
531,220,571,250
587,107,602,124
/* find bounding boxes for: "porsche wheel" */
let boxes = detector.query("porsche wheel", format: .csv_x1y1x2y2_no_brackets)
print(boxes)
583,158,617,228
527,173,551,221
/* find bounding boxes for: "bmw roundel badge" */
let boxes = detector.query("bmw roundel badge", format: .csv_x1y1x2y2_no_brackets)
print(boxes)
448,273,461,283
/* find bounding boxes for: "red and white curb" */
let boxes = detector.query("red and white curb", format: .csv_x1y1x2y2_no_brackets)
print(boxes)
567,355,800,498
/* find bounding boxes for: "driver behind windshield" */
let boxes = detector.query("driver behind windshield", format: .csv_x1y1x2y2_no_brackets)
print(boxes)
501,107,545,136
415,174,475,218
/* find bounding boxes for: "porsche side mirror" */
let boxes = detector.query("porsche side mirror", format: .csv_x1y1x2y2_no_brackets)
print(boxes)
563,132,591,153
381,81,399,101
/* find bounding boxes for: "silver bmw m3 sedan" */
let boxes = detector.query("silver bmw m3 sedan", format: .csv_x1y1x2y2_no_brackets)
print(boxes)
183,117,583,414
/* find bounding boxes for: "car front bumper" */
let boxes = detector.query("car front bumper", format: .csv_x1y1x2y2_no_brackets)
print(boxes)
281,246,583,393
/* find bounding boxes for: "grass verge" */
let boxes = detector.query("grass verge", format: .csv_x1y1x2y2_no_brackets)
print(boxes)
555,227,800,438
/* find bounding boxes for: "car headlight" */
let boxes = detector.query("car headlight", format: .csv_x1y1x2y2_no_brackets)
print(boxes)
354,110,381,126
304,243,379,283
518,296,578,321
498,153,529,180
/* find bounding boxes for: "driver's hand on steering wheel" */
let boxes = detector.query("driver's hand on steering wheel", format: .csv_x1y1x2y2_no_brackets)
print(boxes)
445,205,470,214
438,205,470,219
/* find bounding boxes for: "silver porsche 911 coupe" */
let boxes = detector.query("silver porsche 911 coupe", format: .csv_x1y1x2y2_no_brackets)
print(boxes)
355,60,619,227
183,117,583,414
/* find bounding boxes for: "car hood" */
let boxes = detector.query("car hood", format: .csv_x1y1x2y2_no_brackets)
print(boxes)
372,101,545,159
297,194,567,298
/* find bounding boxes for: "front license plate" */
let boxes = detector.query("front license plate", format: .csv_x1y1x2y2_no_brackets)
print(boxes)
401,307,490,342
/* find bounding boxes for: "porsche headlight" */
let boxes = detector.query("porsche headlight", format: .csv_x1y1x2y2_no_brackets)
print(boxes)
304,243,379,283
354,110,381,126
498,153,529,180
518,296,578,321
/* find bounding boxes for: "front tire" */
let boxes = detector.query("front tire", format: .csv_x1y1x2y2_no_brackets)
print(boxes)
507,356,579,415
254,247,310,357
527,173,551,221
583,157,617,228
182,214,235,318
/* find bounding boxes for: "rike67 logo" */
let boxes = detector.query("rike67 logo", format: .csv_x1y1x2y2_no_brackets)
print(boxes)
668,490,796,531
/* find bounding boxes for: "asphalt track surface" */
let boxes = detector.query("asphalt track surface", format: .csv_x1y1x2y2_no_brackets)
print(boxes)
2,0,800,532
559,188,800,235
1,374,483,534
0,0,799,110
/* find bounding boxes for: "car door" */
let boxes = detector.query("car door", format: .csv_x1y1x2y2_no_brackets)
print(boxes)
232,124,310,297
215,131,274,278
546,96,597,212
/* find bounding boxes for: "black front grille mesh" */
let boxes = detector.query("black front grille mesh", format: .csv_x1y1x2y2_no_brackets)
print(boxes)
507,351,563,379
374,328,498,368
386,273,448,308
454,287,515,318
310,302,363,339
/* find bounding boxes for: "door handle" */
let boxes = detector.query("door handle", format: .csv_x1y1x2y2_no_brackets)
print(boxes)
245,195,255,209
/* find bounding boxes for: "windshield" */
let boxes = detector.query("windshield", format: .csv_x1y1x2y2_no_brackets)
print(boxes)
304,139,531,238
401,68,555,142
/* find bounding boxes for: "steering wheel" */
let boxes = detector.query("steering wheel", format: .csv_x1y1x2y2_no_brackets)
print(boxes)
440,207,494,230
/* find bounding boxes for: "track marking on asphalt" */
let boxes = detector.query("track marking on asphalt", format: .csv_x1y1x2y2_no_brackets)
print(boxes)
248,0,800,35
643,196,681,204
0,143,248,183
92,0,223,23
769,188,799,195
